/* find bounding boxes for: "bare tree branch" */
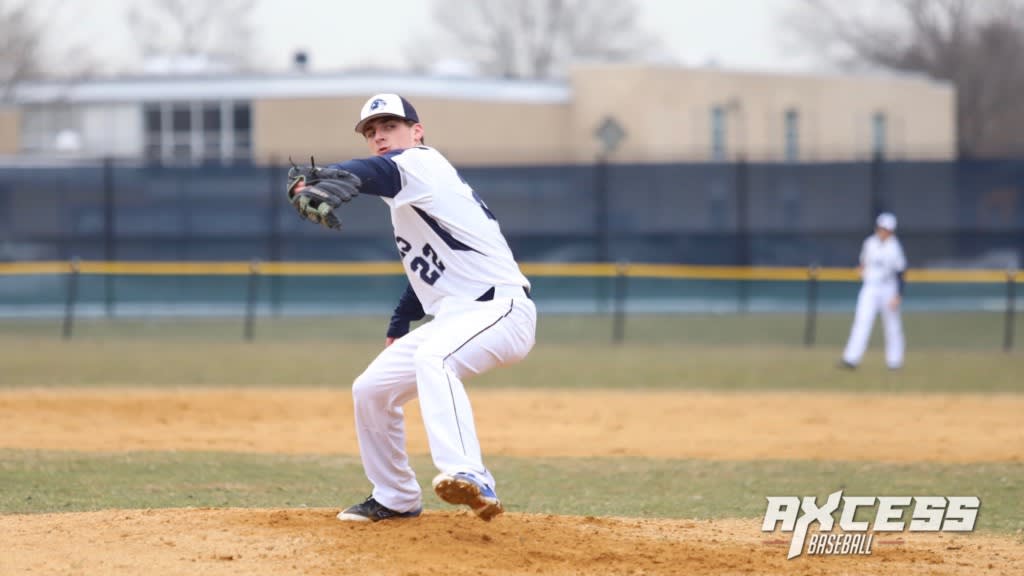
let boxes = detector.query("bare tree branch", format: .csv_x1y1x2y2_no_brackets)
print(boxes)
0,0,42,102
414,0,660,79
784,0,1024,157
126,0,262,72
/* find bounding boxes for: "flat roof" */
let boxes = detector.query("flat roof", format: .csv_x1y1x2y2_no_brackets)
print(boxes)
13,71,573,105
13,65,953,106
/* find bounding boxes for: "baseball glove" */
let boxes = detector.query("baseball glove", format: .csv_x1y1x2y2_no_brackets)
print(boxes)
287,157,361,230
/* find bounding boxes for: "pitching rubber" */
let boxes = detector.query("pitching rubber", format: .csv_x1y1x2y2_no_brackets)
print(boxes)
432,474,504,521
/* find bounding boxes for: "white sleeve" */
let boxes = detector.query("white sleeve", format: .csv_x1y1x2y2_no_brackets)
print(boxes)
859,238,869,265
388,148,436,209
893,240,907,272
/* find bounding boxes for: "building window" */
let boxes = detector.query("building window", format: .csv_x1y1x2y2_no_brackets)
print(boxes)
20,104,80,153
170,104,192,162
872,112,887,158
711,105,727,161
232,103,252,161
141,100,252,165
784,108,799,162
202,104,222,162
143,103,162,161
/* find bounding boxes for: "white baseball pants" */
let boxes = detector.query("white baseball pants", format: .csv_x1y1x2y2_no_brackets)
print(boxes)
842,282,904,368
351,293,536,513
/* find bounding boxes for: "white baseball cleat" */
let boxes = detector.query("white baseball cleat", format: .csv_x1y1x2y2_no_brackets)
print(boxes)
432,472,504,521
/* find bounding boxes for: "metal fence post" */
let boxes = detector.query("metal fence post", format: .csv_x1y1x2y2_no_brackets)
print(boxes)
62,258,81,340
268,160,284,317
592,116,626,314
735,156,750,313
870,152,885,222
103,157,116,318
244,259,260,342
1005,269,1017,352
612,261,629,344
803,264,819,348
594,155,611,313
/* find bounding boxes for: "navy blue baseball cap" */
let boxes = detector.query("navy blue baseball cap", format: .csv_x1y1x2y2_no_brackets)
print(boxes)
354,93,420,133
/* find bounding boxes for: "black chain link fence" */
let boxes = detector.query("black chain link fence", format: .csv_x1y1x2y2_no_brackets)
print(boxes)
1,157,1021,269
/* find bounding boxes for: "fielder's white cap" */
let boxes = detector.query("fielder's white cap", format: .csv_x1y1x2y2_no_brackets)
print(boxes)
876,212,898,231
354,93,420,134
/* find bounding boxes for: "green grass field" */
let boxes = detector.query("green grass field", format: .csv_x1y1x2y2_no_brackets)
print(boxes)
1,313,1022,534
2,310,1021,348
2,451,1021,534
1,313,1021,391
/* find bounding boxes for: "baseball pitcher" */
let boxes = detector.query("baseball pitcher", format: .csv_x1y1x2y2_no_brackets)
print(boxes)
287,93,536,522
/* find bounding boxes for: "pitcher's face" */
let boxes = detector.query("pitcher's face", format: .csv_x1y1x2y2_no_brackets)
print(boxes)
361,117,423,156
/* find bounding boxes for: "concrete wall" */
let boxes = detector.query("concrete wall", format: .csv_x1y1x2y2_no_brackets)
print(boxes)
254,96,571,166
0,107,18,155
566,65,956,163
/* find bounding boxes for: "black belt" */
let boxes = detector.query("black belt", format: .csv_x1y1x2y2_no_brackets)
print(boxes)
476,286,531,301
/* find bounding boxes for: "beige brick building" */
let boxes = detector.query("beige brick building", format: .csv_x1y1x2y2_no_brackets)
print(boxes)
2,64,955,166
0,107,19,156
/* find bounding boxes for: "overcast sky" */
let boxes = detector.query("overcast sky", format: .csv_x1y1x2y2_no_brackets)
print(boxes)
41,0,819,76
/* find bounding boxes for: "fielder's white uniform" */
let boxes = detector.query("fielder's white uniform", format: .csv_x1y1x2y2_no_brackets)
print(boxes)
842,216,906,369
330,146,536,514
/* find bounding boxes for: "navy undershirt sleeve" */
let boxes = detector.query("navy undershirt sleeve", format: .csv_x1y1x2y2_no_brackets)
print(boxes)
387,283,426,338
330,152,404,198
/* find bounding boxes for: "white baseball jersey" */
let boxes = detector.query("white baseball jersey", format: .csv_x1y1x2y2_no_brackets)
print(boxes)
844,232,906,368
333,146,529,316
859,234,906,284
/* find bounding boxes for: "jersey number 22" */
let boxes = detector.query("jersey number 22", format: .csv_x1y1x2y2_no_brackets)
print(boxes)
396,236,446,286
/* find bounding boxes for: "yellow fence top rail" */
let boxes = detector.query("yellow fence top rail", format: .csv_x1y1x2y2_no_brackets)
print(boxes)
0,260,1018,284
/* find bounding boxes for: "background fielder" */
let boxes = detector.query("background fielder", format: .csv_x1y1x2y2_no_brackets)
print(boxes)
840,212,906,370
288,93,536,522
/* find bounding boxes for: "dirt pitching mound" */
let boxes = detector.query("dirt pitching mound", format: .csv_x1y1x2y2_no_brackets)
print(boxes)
3,508,1021,576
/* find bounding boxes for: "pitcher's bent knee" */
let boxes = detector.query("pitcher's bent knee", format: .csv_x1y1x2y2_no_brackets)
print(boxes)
352,370,385,406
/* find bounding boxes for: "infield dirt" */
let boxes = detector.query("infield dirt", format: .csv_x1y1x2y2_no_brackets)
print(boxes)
2,388,1022,575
